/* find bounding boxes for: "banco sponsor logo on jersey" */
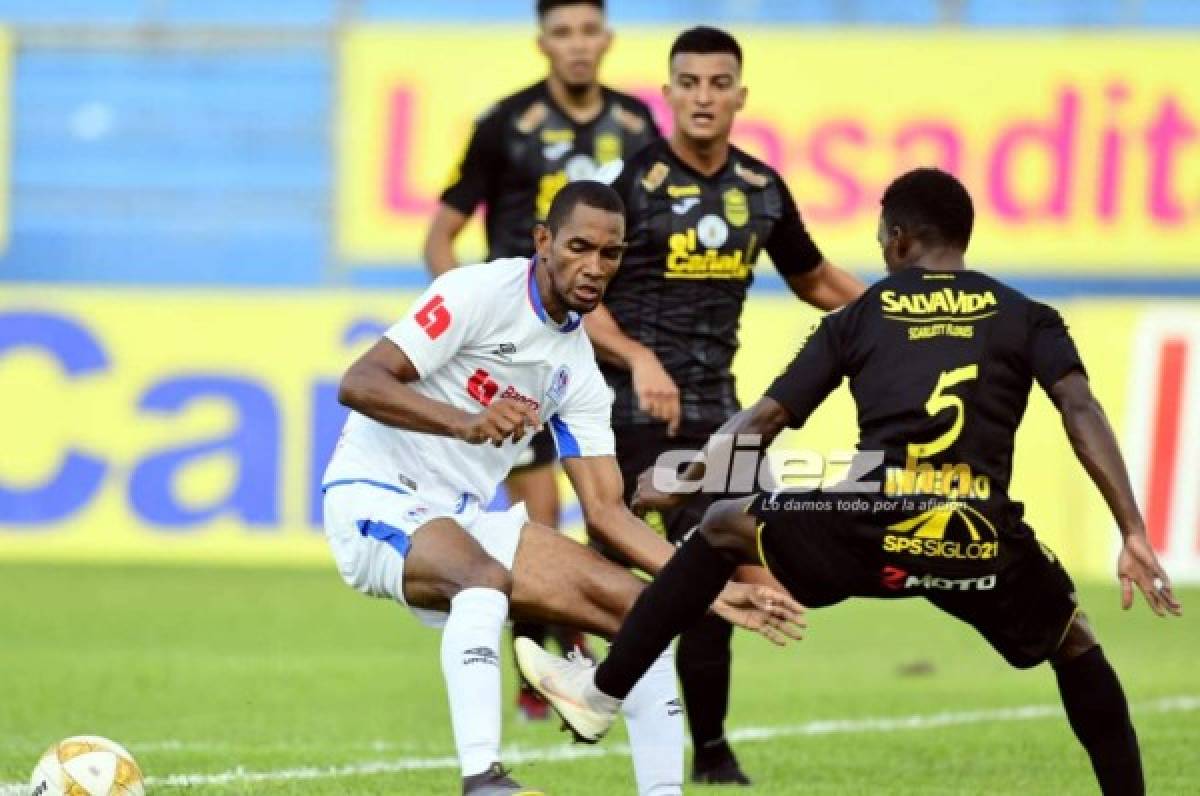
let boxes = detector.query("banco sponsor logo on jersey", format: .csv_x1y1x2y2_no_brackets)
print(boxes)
499,383,540,412
880,565,997,592
881,500,1000,560
881,288,998,321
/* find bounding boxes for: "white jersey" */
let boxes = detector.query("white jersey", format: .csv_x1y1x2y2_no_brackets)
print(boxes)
323,257,615,507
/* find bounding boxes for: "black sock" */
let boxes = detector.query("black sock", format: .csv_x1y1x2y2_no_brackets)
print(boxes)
694,737,737,769
1053,646,1143,795
677,612,734,749
595,533,736,699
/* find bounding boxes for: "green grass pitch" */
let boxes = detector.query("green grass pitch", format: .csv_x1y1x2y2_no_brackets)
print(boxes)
1,563,1196,794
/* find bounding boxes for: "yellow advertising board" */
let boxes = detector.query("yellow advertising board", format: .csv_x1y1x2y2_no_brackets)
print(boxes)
339,28,1200,273
2,288,1197,583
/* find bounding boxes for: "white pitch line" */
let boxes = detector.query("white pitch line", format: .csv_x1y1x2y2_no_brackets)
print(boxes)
4,695,1196,792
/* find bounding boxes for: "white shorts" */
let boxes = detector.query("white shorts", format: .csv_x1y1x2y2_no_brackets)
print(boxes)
322,479,527,628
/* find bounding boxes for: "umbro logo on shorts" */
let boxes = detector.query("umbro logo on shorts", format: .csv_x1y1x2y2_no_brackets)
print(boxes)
463,646,500,666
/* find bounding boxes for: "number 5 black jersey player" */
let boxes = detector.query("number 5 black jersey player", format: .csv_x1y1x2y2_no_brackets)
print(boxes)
520,167,1181,796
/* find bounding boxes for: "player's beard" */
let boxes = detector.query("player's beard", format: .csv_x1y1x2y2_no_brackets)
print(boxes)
557,65,598,98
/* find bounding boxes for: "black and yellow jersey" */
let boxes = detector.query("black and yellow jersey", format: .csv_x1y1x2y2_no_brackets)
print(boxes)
604,139,824,430
440,80,660,261
767,267,1086,528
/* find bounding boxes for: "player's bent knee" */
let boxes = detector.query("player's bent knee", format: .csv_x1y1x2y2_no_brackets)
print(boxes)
461,557,513,597
1051,611,1099,667
698,498,757,561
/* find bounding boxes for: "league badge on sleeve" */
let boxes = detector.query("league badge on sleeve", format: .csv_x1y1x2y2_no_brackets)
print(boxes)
545,365,571,409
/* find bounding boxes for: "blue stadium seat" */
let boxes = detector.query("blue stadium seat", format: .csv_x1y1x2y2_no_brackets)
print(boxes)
0,0,1197,27
966,0,1125,27
358,0,936,25
3,49,330,285
1139,0,1200,26
156,0,335,27
0,0,146,26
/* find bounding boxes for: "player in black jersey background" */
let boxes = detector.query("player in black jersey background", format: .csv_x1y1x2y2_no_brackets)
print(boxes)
423,0,660,721
520,167,1181,796
585,26,864,784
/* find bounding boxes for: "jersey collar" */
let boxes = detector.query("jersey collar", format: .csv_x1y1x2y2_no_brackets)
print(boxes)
527,257,582,333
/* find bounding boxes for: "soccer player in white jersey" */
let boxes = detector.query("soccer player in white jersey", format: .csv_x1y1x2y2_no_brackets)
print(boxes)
322,181,804,796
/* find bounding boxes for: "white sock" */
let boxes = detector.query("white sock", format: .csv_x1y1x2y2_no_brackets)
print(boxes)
584,675,622,714
621,647,684,796
440,587,509,778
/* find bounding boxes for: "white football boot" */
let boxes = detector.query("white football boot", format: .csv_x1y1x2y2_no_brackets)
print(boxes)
513,637,620,744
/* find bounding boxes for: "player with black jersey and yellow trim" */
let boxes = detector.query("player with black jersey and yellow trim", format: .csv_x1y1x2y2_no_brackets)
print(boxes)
518,168,1181,796
584,26,864,785
423,0,660,721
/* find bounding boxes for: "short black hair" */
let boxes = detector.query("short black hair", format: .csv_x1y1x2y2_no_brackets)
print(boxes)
881,168,974,250
544,180,624,234
669,26,742,68
537,0,603,16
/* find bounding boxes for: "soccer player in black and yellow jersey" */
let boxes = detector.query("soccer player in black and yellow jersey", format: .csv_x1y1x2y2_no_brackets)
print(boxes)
424,0,659,720
585,26,863,784
521,167,1181,796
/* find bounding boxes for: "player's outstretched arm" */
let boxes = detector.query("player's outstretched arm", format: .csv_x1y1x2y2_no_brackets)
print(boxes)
562,454,677,575
423,203,470,276
1050,370,1182,617
632,395,794,514
783,260,866,311
583,304,681,435
339,337,540,445
563,454,805,642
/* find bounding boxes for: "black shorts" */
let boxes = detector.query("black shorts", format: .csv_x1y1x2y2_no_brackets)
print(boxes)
510,427,557,472
612,423,725,544
747,490,1078,669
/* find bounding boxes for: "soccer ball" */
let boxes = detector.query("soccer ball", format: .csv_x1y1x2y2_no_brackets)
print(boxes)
29,736,144,796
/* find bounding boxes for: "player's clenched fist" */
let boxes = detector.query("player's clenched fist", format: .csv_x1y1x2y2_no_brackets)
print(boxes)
457,398,543,447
